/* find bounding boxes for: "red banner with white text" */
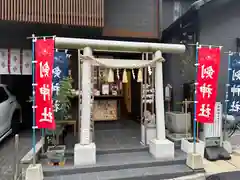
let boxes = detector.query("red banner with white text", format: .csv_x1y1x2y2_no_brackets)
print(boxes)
196,47,220,123
35,39,56,129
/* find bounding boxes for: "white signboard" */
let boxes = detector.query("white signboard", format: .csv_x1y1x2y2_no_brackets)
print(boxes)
204,102,222,138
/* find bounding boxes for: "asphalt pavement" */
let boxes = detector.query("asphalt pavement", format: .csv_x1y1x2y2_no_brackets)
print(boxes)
0,130,40,180
207,171,240,180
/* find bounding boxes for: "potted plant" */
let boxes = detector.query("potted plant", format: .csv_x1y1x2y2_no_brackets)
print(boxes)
27,76,74,164
46,76,74,165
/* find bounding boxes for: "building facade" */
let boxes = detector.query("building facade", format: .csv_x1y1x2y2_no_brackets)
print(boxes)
161,0,239,111
0,0,200,128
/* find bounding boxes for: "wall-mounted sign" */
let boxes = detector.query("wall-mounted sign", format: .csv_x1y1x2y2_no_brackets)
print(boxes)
142,84,154,104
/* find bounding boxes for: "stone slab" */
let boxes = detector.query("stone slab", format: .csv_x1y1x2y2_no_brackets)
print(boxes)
186,153,204,170
25,164,43,180
149,138,174,159
74,143,96,166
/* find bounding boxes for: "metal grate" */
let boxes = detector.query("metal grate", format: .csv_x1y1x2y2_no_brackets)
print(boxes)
0,0,104,27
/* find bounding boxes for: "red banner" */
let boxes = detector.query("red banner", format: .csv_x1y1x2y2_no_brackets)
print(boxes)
35,39,55,129
196,47,220,123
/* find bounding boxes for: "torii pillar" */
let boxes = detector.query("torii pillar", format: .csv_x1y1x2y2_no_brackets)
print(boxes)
149,50,175,159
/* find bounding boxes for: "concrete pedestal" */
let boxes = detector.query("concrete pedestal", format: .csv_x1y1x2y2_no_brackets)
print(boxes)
141,124,157,145
181,138,205,157
149,138,174,159
25,164,43,180
186,153,204,170
74,143,96,166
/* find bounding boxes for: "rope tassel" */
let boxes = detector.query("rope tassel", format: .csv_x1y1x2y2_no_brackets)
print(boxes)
137,68,143,82
122,69,128,83
132,69,135,80
107,68,114,83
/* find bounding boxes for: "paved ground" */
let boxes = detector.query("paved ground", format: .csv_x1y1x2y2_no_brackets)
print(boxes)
1,127,240,180
0,130,40,180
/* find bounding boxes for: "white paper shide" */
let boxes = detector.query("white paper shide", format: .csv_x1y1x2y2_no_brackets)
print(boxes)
10,49,21,75
22,50,32,75
0,49,9,74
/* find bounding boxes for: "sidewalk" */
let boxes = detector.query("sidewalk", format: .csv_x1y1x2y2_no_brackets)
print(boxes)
204,150,240,175
169,150,240,180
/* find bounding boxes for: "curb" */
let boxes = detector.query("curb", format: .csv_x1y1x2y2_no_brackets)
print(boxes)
169,173,206,180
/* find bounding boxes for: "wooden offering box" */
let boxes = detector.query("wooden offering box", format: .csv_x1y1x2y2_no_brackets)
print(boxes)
92,98,118,121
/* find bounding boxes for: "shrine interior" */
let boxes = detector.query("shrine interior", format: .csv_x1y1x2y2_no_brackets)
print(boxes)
61,50,155,150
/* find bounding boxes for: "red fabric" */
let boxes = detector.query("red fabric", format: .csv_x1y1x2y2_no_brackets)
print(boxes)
35,39,55,129
196,47,220,123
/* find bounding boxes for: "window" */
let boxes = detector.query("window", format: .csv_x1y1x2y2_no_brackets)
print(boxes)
173,1,182,21
5,86,14,95
0,87,9,103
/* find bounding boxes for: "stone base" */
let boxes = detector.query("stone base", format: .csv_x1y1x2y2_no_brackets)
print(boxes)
181,138,205,157
74,143,96,166
222,141,232,154
149,138,174,159
141,124,156,145
25,164,43,180
186,153,204,170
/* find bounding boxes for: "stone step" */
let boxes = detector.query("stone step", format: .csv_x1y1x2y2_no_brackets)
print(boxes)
44,164,196,180
43,150,188,176
53,146,149,158
96,146,148,155
62,142,180,157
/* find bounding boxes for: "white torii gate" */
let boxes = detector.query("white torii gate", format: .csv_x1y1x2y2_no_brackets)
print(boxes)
55,37,186,165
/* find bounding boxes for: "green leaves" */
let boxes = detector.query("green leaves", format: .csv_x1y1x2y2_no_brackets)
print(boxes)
54,76,74,120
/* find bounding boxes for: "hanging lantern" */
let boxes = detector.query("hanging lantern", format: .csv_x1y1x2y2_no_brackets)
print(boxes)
107,68,114,83
122,69,128,83
137,68,143,82
132,69,135,80
117,68,120,80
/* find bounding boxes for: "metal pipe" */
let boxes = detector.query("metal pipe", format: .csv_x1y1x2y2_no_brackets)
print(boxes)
159,0,163,38
13,134,19,180
55,37,186,54
78,49,82,142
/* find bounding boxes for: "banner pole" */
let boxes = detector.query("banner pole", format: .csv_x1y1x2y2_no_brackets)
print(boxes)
193,42,199,154
223,51,231,141
31,34,36,166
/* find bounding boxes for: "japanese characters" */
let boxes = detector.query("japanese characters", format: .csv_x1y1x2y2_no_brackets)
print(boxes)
35,39,55,129
196,47,220,123
227,53,240,114
52,52,69,113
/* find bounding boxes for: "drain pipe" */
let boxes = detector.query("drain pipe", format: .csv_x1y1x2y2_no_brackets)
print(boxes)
159,0,163,39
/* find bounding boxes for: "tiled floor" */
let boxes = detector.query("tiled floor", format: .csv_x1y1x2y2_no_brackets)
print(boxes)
64,119,145,151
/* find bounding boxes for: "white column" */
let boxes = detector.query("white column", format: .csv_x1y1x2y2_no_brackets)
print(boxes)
155,51,166,140
74,47,96,165
149,50,174,159
80,47,92,145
